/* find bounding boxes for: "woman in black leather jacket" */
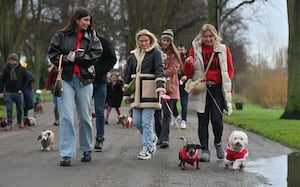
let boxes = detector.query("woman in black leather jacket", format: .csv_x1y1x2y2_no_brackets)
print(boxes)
48,7,102,166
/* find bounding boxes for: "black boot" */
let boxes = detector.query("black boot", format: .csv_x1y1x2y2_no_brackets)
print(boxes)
81,151,92,162
60,156,71,166
94,137,104,152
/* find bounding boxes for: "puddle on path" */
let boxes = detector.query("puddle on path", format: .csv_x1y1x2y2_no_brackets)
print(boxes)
245,152,300,187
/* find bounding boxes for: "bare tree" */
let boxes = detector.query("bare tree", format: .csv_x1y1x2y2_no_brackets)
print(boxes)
0,0,29,66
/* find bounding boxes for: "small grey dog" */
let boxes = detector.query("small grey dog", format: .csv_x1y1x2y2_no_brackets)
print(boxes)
37,130,54,151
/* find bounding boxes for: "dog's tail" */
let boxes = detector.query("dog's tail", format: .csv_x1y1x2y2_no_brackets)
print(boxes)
179,137,188,145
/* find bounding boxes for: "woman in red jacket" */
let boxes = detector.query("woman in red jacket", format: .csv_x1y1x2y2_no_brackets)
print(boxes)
184,24,234,162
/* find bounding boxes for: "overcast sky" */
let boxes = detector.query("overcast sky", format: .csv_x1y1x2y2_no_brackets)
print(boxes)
243,0,288,55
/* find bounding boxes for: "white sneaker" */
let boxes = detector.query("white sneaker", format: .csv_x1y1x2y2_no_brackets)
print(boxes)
137,147,152,160
151,136,158,155
180,120,186,129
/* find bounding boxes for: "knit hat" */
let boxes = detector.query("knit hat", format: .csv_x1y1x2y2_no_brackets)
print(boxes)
161,29,174,41
8,53,19,62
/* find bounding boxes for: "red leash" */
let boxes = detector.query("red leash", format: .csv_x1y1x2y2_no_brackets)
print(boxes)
206,88,233,132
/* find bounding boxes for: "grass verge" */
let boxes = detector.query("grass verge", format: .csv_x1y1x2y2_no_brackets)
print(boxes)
225,104,300,150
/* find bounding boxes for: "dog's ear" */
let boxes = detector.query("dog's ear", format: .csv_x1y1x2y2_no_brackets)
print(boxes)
37,135,41,140
195,144,203,149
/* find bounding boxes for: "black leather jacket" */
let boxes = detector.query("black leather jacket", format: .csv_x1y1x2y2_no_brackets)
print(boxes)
48,30,102,85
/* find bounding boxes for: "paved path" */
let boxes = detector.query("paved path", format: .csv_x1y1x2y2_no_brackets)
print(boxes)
0,102,292,187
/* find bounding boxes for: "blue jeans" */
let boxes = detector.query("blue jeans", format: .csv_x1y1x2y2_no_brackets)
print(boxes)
179,84,189,121
93,83,107,139
172,85,188,121
58,74,93,157
5,92,24,125
132,108,156,149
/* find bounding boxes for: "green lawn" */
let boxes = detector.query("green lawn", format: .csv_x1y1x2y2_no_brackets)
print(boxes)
225,104,300,150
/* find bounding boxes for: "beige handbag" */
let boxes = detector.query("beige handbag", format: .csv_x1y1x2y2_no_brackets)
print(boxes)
53,54,63,97
184,52,215,95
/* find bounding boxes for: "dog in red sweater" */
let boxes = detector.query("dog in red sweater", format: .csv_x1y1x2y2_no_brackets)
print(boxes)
178,137,203,170
225,130,249,170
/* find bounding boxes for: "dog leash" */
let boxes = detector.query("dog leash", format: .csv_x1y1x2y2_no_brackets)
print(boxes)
206,88,233,132
161,97,187,141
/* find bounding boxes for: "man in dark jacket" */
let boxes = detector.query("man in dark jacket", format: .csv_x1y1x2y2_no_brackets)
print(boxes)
93,35,117,151
0,53,29,130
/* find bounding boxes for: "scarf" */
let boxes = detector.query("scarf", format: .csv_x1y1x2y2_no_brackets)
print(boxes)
9,63,19,81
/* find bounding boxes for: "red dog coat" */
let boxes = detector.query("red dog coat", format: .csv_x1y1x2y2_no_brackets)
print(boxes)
180,146,199,165
225,144,249,162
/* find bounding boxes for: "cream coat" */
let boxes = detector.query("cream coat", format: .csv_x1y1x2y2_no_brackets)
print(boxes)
188,36,233,115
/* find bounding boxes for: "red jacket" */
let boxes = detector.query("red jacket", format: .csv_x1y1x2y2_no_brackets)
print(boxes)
184,45,234,84
44,67,57,90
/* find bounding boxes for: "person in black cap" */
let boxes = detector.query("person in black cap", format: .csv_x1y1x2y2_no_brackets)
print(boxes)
0,53,29,131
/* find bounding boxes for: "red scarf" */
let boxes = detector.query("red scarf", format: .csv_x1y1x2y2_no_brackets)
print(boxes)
74,31,83,77
180,146,199,165
225,144,249,161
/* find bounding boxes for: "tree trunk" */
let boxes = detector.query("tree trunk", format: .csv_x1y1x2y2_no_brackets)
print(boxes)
281,0,300,119
207,0,216,25
0,0,28,67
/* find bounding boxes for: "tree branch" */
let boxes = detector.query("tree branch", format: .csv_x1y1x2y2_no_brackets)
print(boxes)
221,0,256,23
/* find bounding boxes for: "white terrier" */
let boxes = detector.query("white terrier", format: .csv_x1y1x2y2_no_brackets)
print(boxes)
224,130,249,170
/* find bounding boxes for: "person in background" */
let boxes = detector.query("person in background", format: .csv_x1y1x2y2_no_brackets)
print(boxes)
123,29,165,160
33,89,42,113
93,34,116,152
154,29,181,148
44,64,59,126
184,24,234,162
48,7,102,166
175,44,189,129
105,73,123,124
20,62,35,121
0,53,29,130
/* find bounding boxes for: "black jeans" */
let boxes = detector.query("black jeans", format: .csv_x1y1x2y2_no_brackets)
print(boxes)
197,85,225,150
154,99,176,142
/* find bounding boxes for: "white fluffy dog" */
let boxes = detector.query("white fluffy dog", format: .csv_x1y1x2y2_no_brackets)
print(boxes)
37,130,54,151
224,130,249,170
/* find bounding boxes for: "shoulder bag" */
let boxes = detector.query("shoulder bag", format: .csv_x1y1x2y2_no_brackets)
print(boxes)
53,54,63,97
184,52,215,95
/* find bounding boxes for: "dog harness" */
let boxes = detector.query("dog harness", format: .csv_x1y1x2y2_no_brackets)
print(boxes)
225,144,249,162
180,147,199,165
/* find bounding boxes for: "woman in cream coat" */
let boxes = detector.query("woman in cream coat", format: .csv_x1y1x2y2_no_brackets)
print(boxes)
124,29,165,160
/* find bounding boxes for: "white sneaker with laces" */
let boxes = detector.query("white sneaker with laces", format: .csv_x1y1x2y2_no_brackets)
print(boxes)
138,147,152,160
180,120,186,129
151,136,158,154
